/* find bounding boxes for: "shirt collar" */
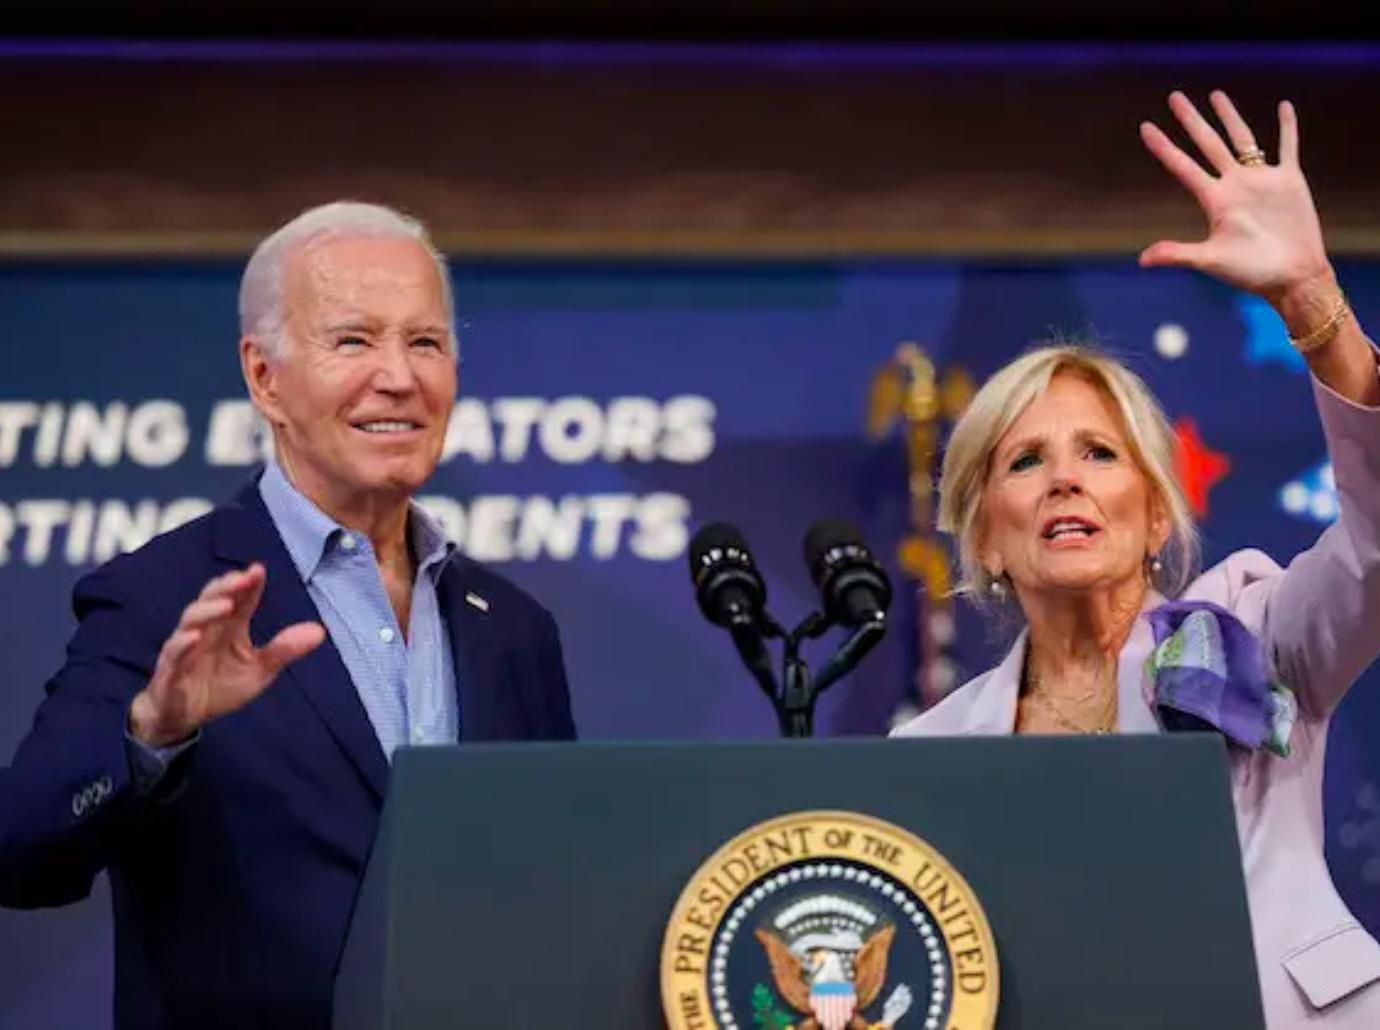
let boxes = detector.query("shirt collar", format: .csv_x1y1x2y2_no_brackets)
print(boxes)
410,500,457,584
258,461,456,584
259,461,341,582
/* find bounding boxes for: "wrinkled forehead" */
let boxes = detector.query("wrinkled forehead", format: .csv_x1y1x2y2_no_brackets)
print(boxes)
286,235,445,322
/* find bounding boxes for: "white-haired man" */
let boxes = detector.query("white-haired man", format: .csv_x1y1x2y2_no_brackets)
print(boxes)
0,203,576,1030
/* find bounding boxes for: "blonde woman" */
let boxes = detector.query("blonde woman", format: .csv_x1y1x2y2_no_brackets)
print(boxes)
892,91,1380,1027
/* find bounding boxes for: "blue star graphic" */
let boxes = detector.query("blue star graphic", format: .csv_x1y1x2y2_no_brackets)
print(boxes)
1239,294,1307,372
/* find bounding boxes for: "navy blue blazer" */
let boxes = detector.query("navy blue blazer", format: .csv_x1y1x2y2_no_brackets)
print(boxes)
0,479,576,1029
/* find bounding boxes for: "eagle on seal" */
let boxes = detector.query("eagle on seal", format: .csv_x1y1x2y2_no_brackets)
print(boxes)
754,923,897,1030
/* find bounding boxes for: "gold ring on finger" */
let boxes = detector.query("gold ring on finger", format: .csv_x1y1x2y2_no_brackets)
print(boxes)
1236,146,1267,167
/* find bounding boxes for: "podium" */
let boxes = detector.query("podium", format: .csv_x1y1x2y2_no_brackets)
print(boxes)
334,735,1264,1028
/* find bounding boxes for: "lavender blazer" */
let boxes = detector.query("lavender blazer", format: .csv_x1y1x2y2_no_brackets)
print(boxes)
892,377,1380,1029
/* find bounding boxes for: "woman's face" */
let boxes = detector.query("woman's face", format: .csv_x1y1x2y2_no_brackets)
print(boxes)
979,371,1169,602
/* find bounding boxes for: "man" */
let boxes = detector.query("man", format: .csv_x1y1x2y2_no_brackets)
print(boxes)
0,203,576,1029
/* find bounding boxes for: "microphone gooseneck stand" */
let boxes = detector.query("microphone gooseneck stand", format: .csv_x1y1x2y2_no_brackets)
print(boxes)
729,609,887,738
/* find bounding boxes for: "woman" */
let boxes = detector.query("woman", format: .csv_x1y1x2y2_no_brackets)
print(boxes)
892,91,1380,1027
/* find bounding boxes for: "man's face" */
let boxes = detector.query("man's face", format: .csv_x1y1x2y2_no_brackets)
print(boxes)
244,235,456,516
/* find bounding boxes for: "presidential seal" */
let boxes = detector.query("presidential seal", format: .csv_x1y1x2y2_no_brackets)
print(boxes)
661,811,998,1030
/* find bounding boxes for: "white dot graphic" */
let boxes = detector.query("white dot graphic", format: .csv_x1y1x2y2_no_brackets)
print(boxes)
1155,323,1190,359
1310,492,1338,521
1280,483,1309,514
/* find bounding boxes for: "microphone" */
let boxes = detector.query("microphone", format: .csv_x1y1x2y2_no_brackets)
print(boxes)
803,519,893,627
690,517,892,737
688,522,769,630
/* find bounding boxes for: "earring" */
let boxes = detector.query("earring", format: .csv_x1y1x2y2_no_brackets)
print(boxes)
1148,553,1164,575
988,576,1008,601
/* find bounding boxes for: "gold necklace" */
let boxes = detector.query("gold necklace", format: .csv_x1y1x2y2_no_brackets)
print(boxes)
1024,689,1117,735
1024,665,1118,735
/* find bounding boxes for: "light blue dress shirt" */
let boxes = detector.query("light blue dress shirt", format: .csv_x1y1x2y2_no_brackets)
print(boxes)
258,461,459,758
128,465,459,788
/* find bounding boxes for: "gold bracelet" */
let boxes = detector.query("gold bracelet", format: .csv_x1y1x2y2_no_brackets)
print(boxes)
1288,294,1351,354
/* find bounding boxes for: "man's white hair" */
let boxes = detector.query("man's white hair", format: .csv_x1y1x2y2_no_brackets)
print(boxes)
238,201,455,359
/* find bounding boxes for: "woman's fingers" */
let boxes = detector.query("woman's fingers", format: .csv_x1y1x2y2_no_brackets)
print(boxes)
1208,90,1262,163
1139,121,1214,201
1168,90,1239,174
1278,100,1300,167
1138,238,1214,271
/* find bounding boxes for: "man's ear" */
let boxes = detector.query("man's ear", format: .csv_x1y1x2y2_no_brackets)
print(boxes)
240,337,284,426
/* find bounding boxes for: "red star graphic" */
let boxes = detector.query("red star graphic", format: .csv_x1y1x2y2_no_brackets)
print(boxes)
1173,417,1230,518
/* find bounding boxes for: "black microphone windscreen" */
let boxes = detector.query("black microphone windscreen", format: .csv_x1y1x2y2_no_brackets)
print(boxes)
803,518,867,584
689,522,751,578
688,521,767,628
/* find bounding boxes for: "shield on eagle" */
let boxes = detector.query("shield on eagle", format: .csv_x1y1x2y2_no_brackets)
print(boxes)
755,893,899,1030
810,977,857,1030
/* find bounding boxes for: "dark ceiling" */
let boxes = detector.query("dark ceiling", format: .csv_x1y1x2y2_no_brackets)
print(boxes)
0,2,1371,43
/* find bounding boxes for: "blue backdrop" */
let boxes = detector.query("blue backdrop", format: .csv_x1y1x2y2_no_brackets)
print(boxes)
2,256,1378,1027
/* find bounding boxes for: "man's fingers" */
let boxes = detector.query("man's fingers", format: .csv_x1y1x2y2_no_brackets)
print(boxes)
199,564,268,646
161,627,204,665
225,563,268,623
178,596,235,631
195,570,234,602
196,564,264,604
257,622,327,679
134,628,208,744
151,627,206,689
186,567,261,648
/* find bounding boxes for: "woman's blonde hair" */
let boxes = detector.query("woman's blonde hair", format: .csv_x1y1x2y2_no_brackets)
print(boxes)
938,344,1199,604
